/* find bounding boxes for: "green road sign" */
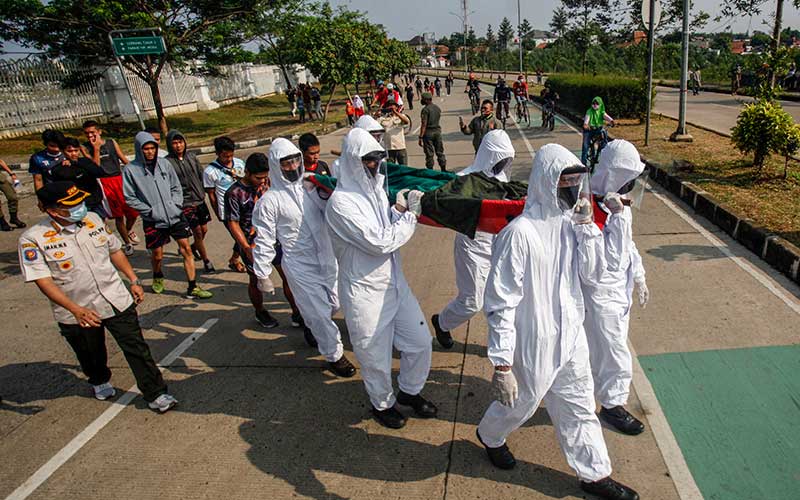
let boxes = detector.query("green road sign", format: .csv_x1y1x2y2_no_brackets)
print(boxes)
112,36,165,56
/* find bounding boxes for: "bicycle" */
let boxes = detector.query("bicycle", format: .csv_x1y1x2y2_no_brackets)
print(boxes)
496,100,510,129
515,97,530,125
468,88,481,114
586,124,612,172
541,100,556,131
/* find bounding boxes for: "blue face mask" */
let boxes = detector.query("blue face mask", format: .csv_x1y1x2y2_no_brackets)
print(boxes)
65,203,88,223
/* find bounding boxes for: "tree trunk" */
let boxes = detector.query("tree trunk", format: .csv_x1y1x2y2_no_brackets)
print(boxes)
148,78,168,137
344,84,352,101
769,0,784,89
323,82,337,123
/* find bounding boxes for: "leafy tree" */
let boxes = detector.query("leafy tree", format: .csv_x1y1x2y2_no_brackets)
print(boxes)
498,17,514,51
1,0,260,135
519,19,533,40
550,7,569,37
561,0,612,73
624,0,709,34
485,24,496,53
731,99,798,169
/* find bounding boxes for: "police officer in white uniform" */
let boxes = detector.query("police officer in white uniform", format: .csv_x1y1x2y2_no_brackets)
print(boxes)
18,181,177,413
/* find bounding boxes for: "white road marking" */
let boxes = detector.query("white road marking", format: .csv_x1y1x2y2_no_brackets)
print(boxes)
5,318,219,500
508,115,536,159
629,343,704,500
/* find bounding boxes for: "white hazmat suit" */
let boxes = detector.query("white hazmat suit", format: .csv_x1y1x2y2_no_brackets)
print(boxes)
252,138,344,362
330,115,385,177
584,139,647,409
325,128,432,410
437,130,516,332
477,144,613,482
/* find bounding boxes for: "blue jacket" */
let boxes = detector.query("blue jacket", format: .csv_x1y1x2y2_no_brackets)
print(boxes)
122,131,184,228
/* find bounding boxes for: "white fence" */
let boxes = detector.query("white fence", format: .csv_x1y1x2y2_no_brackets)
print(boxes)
0,58,314,138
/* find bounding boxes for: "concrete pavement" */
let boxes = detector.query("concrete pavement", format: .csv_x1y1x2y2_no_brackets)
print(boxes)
653,85,800,136
1,84,799,500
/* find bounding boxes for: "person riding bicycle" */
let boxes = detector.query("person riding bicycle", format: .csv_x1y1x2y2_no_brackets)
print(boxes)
512,74,529,119
540,84,560,126
581,96,614,166
493,78,513,123
465,73,482,110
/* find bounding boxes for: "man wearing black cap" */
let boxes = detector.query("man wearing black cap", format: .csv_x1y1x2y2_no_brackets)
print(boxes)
18,181,177,412
419,92,447,171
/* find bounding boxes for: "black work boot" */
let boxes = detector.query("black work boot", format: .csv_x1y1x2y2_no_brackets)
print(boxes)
431,314,454,349
328,355,356,378
372,405,407,429
0,217,11,232
303,326,318,348
9,213,25,228
580,476,640,500
396,390,437,418
476,428,516,470
599,406,645,435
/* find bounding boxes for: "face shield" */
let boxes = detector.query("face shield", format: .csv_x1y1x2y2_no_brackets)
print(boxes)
369,128,385,144
279,153,303,182
491,157,513,176
557,165,591,212
617,166,649,210
361,150,388,178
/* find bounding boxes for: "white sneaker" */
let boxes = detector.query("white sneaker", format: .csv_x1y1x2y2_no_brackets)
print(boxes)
128,231,140,245
148,393,178,413
92,382,116,401
123,244,134,256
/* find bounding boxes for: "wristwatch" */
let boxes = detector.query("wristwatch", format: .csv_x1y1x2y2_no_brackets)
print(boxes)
130,279,142,287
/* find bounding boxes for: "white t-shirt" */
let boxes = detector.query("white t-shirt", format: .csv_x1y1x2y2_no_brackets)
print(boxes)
203,158,244,219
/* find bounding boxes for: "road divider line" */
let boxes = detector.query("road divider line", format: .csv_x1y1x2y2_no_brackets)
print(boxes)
5,318,219,500
629,343,704,500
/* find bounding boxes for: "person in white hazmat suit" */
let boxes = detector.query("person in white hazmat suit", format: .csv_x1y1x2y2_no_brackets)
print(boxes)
329,115,386,176
251,138,357,378
475,144,640,500
583,139,650,435
431,129,515,349
325,128,437,430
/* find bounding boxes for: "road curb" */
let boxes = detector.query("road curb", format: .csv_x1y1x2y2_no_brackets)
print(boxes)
644,160,800,285
6,121,348,170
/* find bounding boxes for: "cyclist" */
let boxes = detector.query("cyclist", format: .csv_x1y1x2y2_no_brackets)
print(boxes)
581,96,614,166
540,83,560,127
493,78,513,125
464,73,482,112
512,74,529,119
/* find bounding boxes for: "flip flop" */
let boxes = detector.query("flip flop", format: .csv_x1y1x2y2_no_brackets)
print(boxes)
228,260,246,273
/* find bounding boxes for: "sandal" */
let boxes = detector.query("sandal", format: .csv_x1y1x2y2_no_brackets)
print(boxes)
228,260,246,273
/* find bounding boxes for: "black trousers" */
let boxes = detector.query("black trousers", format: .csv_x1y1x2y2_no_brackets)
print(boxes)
59,305,166,402
387,149,408,166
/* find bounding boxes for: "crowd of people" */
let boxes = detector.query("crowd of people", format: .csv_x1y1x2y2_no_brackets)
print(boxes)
11,71,649,500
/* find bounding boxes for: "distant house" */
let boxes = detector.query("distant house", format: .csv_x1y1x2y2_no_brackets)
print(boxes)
730,39,752,55
618,30,647,48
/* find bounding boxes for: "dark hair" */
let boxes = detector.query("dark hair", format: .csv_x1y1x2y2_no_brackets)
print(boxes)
298,133,320,152
82,120,100,130
245,153,269,174
214,136,236,154
61,137,81,149
42,129,65,148
481,99,494,107
144,126,160,135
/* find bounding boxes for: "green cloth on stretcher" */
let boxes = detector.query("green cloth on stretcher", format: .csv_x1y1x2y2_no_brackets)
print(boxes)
311,162,527,238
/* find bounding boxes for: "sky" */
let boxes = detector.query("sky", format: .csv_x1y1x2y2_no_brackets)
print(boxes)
329,0,800,41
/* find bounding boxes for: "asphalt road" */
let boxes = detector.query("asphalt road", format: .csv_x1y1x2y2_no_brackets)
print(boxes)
653,85,800,135
1,84,799,500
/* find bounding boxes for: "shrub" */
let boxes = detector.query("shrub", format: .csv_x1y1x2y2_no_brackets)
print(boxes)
545,74,652,119
731,99,797,169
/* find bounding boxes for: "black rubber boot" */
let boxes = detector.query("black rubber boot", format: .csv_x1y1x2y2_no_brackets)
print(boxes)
580,476,640,500
599,406,645,436
0,217,11,232
372,405,407,429
328,355,356,378
396,390,437,418
9,213,25,228
476,428,516,470
431,314,454,349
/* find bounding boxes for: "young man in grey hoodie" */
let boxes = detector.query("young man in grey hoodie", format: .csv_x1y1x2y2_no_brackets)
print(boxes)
122,131,213,299
165,130,215,273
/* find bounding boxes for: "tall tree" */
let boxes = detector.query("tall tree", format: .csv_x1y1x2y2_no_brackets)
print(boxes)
550,6,569,36
624,0,709,34
561,0,611,73
519,19,533,40
498,17,515,51
486,24,496,52
1,0,260,135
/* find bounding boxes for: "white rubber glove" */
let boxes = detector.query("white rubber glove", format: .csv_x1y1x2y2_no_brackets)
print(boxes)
302,172,316,192
604,192,624,214
635,276,649,308
492,369,518,407
572,198,593,224
406,190,424,217
395,188,410,210
257,277,275,295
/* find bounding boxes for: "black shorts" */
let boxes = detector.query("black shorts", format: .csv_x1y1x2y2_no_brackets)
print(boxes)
182,202,211,229
143,216,192,250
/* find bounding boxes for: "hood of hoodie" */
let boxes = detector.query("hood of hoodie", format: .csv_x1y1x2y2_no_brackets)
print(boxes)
458,129,515,182
165,129,186,157
267,138,304,193
133,131,160,164
354,114,384,132
590,139,645,195
525,144,584,217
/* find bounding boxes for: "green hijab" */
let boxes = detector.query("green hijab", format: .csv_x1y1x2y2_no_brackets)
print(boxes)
587,96,606,128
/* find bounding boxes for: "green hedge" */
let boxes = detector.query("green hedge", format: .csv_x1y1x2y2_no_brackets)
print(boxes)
546,74,653,119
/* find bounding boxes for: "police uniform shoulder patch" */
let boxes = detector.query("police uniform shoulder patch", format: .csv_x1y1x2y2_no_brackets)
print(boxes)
43,230,58,238
23,248,39,262
53,251,65,259
21,242,37,249
85,220,95,229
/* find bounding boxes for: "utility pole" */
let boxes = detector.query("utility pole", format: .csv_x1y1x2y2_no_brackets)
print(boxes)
463,0,469,71
645,0,655,146
670,0,693,142
517,0,523,74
